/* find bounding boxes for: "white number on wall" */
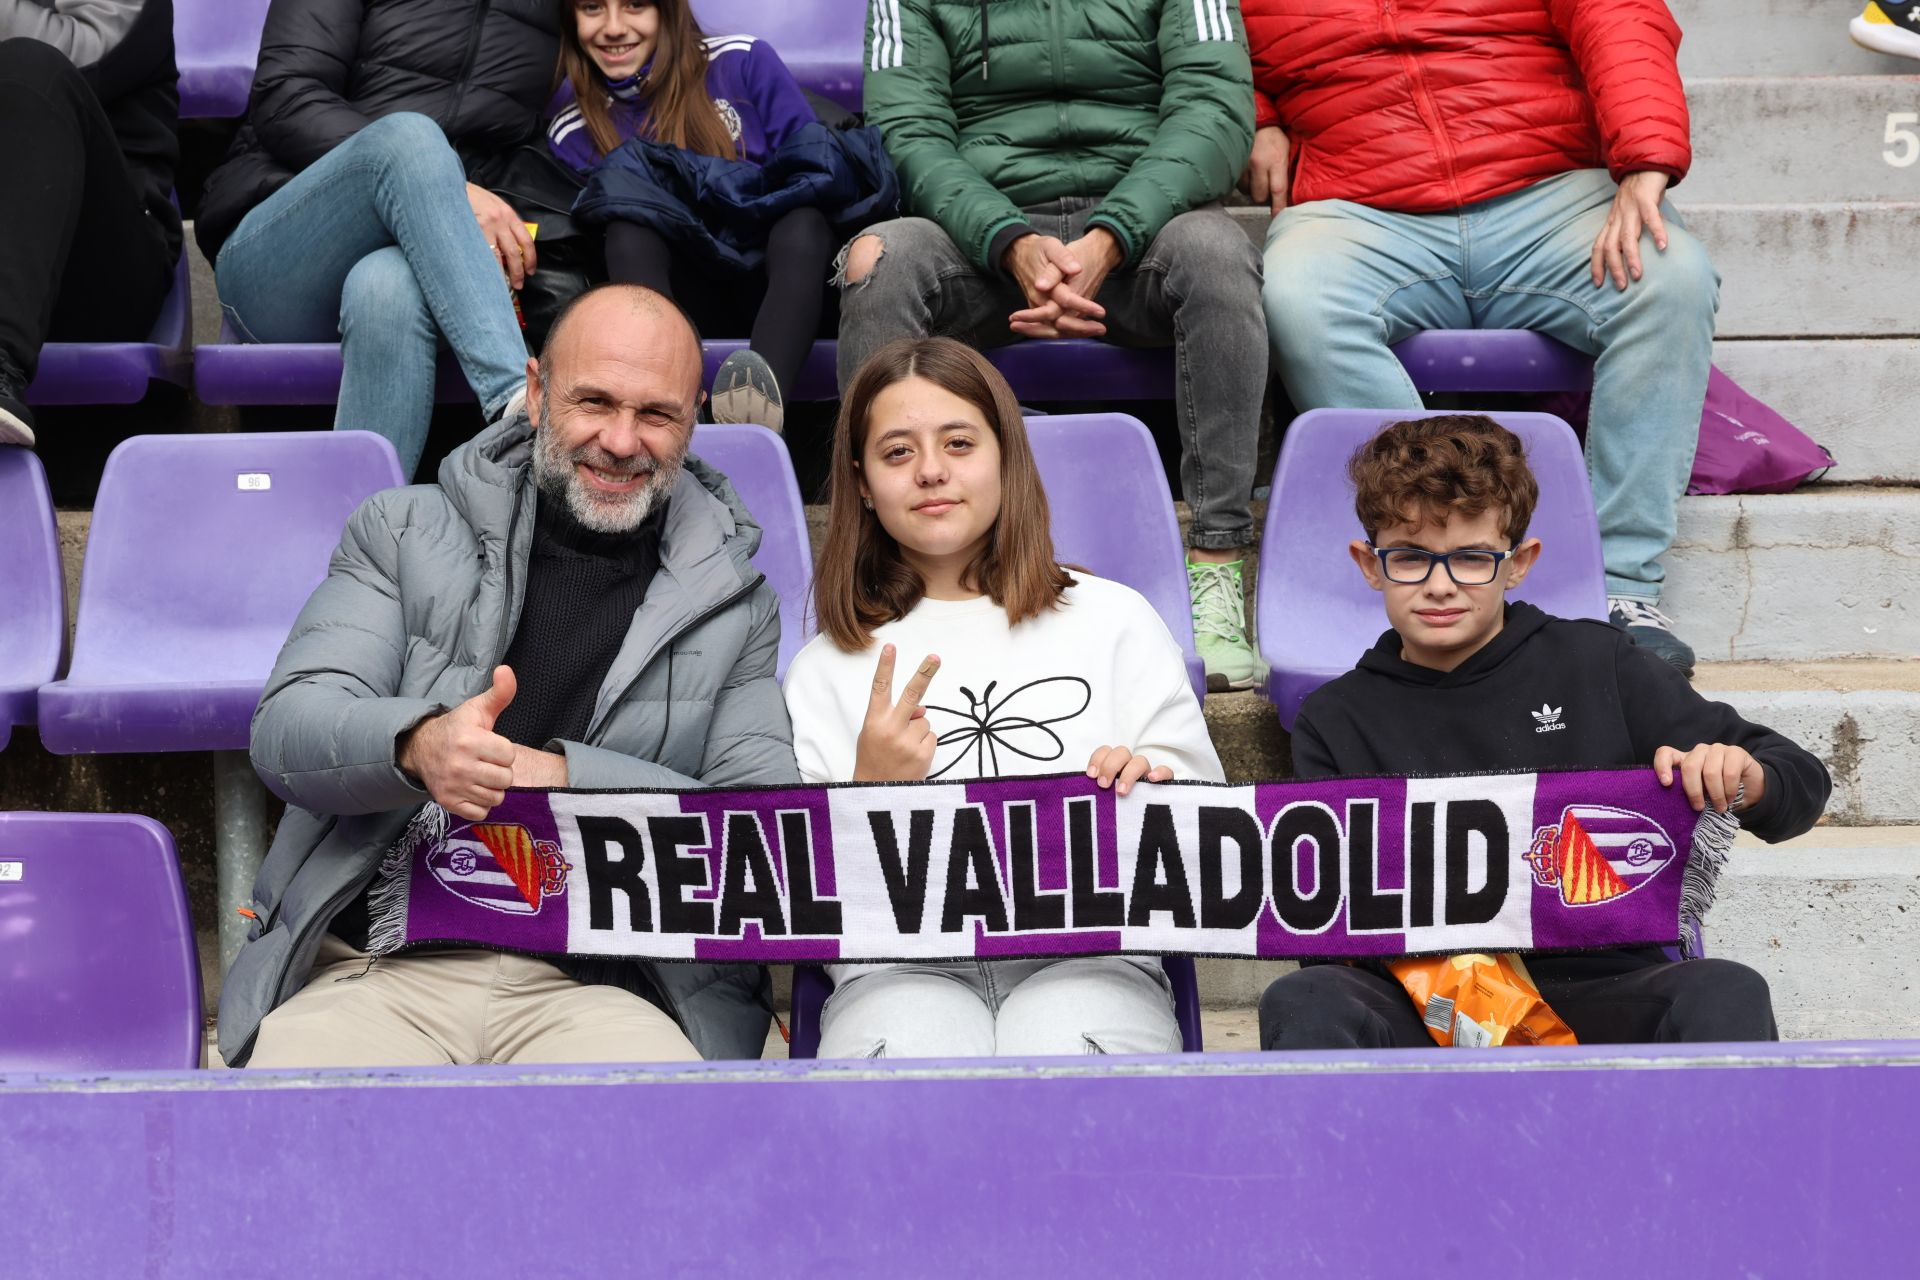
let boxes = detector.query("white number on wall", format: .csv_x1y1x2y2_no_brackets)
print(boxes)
1886,113,1920,168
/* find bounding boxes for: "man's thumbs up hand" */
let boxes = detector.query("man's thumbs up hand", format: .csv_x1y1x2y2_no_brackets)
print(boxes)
472,665,516,729
398,666,520,820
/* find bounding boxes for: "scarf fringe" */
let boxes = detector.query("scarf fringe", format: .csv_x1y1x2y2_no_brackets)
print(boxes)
366,803,447,956
1679,804,1739,960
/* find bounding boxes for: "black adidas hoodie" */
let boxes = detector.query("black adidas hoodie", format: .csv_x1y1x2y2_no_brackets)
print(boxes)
1292,602,1831,845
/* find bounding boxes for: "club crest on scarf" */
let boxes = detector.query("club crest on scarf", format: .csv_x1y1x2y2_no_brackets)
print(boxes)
428,821,570,914
1525,805,1677,907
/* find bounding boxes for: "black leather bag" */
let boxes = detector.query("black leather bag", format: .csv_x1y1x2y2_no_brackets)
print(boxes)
489,146,604,349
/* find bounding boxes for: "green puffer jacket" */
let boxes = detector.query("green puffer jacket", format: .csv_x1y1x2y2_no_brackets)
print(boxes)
863,0,1254,271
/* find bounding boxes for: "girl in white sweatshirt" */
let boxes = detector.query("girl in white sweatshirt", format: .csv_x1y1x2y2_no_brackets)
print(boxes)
781,337,1224,1057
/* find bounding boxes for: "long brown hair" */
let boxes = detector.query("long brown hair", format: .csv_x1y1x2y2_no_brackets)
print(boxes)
814,338,1075,652
557,0,738,161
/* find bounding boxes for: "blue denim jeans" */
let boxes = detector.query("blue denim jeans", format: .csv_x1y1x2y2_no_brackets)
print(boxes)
214,113,529,479
1262,169,1720,601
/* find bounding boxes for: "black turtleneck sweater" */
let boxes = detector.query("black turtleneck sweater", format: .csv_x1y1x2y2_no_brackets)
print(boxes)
1291,602,1831,845
491,495,665,748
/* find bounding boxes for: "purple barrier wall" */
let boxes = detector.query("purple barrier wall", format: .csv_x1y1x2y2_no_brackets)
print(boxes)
2,1043,1913,1276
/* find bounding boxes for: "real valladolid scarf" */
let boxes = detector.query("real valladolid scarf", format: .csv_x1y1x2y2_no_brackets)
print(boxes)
368,769,1737,965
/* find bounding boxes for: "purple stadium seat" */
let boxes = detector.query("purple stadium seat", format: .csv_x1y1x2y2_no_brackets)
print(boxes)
1257,409,1608,731
1027,413,1205,701
194,318,480,406
788,958,1205,1059
1392,330,1593,393
692,0,866,109
176,0,269,118
703,339,1177,404
25,250,191,405
0,451,65,750
195,319,1589,412
689,424,814,678
196,334,1172,407
36,432,406,755
0,812,201,1071
703,339,840,401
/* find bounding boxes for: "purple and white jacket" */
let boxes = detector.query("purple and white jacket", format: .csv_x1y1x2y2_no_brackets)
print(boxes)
545,33,816,174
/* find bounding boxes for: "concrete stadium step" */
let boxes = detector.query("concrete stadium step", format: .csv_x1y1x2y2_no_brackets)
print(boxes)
1711,339,1920,483
1686,76,1920,204
1226,203,1920,339
1188,826,1920,1042
1692,661,1920,826
1682,203,1920,337
1672,0,1920,78
1664,487,1919,662
1205,659,1920,828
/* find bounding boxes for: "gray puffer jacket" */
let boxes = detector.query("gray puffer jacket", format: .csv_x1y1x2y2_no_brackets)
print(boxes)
221,414,799,1066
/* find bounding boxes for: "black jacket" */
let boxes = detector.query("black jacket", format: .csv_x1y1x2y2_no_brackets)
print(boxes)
8,0,181,260
196,0,559,258
1293,602,1831,845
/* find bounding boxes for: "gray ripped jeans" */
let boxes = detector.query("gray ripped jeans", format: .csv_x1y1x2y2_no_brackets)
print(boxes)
835,199,1266,550
818,957,1180,1058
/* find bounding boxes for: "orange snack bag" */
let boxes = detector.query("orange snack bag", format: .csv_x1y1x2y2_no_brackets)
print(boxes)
510,222,540,330
1386,953,1578,1047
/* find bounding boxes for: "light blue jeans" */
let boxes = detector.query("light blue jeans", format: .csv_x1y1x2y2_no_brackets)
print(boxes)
214,112,529,479
818,957,1180,1058
1262,169,1720,601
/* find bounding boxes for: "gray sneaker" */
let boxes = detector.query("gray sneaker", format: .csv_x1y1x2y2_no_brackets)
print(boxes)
710,349,784,433
1608,597,1696,678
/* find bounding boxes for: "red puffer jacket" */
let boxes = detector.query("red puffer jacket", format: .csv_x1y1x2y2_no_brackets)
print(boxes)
1245,0,1690,213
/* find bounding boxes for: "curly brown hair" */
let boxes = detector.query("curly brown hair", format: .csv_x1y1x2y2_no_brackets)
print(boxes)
1348,414,1539,544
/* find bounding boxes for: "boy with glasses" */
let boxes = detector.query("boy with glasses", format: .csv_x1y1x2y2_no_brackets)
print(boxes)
1259,414,1831,1051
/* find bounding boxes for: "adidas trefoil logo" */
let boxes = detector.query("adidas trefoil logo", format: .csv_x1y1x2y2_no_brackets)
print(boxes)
1532,703,1567,734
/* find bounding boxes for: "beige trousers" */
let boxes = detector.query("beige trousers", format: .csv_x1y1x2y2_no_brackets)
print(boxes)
244,935,701,1068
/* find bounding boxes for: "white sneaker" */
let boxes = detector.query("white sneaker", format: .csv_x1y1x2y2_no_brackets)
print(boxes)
0,391,34,448
1851,1,1920,58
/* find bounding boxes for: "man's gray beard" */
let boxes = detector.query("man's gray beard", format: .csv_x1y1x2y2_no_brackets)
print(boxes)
532,394,682,533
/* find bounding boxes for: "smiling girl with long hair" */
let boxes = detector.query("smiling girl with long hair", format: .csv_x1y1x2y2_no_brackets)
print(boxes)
546,0,837,431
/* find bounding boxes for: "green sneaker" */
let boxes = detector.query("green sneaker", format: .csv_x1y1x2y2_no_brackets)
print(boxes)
1187,559,1259,692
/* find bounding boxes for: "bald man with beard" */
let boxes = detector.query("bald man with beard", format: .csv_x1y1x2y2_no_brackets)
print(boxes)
224,284,800,1069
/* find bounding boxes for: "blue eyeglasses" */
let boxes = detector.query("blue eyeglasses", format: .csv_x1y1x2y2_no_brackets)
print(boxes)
1370,545,1516,585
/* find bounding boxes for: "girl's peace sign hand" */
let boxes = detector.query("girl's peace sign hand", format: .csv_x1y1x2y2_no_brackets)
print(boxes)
852,645,941,782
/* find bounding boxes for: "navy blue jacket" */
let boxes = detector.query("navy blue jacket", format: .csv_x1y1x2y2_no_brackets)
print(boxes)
572,120,898,274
